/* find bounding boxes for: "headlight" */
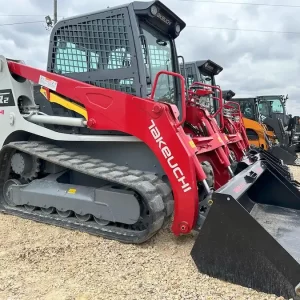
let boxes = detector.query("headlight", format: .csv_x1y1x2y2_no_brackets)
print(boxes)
175,24,181,33
150,5,158,16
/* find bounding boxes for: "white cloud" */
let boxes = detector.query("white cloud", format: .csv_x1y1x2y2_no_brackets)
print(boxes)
1,0,300,114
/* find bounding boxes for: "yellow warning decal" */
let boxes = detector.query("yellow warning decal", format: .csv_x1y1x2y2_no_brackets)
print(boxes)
68,188,77,194
189,140,196,148
40,87,88,120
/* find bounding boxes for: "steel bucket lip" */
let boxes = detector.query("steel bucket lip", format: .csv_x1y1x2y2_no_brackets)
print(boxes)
191,159,300,299
250,203,300,264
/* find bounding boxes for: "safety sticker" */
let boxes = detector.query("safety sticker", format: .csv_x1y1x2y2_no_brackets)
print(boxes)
39,75,58,91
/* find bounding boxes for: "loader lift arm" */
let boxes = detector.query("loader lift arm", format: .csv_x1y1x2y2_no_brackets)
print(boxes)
7,59,208,235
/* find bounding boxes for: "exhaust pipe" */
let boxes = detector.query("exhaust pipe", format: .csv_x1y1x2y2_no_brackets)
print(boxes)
191,160,300,299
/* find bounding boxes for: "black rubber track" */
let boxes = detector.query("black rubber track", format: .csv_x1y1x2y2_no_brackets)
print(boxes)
0,141,174,244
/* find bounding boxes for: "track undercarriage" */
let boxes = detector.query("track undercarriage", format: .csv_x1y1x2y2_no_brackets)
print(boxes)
0,141,174,244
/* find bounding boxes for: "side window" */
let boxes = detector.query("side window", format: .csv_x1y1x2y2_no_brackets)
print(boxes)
54,41,134,92
187,75,195,88
240,101,254,120
271,100,283,113
107,48,132,69
90,52,99,70
184,66,195,88
50,12,137,95
54,40,99,74
258,103,267,115
107,48,133,87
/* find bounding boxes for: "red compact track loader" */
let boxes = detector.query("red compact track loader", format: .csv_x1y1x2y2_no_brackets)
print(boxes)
182,60,298,182
187,81,249,163
1,1,300,299
181,60,248,162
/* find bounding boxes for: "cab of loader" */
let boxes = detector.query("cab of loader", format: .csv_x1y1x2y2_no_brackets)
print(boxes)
231,97,260,122
257,95,289,126
180,59,223,88
229,96,272,147
34,0,186,134
179,60,223,117
255,95,299,148
257,95,300,138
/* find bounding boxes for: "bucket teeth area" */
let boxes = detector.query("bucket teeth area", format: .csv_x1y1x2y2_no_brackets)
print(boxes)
191,160,300,300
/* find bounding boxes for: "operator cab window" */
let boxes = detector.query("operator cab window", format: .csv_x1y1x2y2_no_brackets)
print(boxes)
198,70,215,114
240,101,255,120
54,39,134,91
140,22,175,104
183,66,196,88
270,99,284,113
258,102,270,119
54,41,92,73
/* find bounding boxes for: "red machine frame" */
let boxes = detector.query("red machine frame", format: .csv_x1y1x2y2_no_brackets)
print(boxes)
7,61,252,235
185,82,232,189
8,62,207,235
188,82,250,163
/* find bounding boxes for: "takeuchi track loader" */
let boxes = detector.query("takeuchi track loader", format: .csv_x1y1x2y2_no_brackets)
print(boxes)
181,60,249,163
182,59,300,165
181,60,298,181
1,1,300,299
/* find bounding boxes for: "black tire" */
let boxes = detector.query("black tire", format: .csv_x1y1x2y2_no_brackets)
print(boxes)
201,161,214,188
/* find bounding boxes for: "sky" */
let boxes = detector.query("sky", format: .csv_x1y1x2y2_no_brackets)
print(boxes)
1,0,300,114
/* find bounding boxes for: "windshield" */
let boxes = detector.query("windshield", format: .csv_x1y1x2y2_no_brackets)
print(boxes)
258,102,271,118
197,69,215,113
269,99,284,113
259,99,284,116
140,23,176,103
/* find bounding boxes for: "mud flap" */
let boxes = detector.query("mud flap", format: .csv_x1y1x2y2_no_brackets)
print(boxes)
191,160,300,299
269,144,300,166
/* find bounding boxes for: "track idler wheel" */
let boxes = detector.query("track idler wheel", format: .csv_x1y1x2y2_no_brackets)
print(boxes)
3,179,21,207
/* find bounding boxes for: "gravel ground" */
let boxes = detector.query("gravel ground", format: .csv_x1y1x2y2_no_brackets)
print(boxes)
1,167,300,300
